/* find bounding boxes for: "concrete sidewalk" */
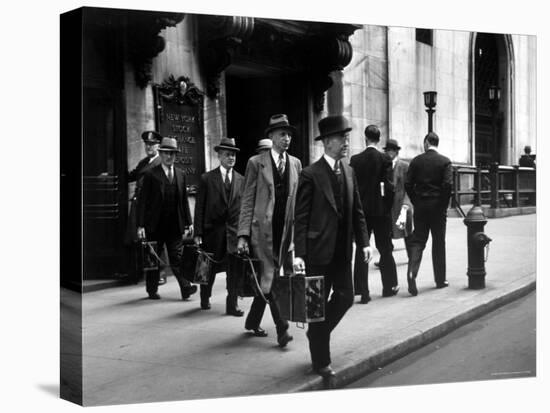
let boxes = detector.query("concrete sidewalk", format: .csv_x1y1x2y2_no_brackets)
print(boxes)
78,213,536,406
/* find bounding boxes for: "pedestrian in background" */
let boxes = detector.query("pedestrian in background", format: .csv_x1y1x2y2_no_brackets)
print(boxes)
519,145,536,168
255,138,272,154
383,139,413,256
137,137,197,300
294,114,372,377
124,131,163,283
193,137,245,315
404,132,453,296
350,125,398,303
237,114,301,348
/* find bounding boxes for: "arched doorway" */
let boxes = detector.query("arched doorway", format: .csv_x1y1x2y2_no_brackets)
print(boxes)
472,33,514,166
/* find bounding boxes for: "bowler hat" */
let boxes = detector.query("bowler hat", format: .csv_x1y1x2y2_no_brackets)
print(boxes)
256,138,272,152
214,137,240,152
315,115,352,141
157,137,180,152
141,130,162,144
383,139,401,151
264,114,297,137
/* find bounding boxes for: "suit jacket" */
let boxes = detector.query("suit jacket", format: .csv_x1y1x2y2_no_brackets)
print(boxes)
390,158,413,238
137,164,192,236
294,157,369,266
237,151,302,293
194,167,244,260
405,149,453,209
127,155,162,199
350,147,394,217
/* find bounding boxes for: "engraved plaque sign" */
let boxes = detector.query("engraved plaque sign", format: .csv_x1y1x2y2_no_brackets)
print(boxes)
153,75,205,192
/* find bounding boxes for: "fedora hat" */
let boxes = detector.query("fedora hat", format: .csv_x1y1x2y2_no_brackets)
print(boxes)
141,130,162,144
256,138,272,152
314,115,352,141
383,139,401,151
214,137,240,152
264,114,297,137
157,137,180,152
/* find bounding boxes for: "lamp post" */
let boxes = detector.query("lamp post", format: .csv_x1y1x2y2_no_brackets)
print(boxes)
423,91,437,133
488,85,501,164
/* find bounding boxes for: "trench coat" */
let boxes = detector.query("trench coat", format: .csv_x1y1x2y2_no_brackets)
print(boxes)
237,150,302,293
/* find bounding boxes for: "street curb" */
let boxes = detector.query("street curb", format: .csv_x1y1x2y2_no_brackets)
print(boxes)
290,278,536,392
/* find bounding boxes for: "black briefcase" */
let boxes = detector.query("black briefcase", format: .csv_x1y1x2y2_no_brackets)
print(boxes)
275,273,325,323
138,241,160,280
228,253,263,298
181,245,215,285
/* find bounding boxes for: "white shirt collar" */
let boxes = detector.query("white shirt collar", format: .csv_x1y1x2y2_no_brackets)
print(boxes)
323,153,338,169
219,165,231,182
367,143,378,149
426,146,439,153
148,153,159,164
161,163,173,177
271,148,285,164
392,157,398,169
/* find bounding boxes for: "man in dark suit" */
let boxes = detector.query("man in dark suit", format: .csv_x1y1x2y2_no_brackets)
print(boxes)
237,114,302,348
193,137,244,315
294,115,372,378
405,132,453,296
137,137,197,300
124,131,163,283
383,139,413,255
519,145,536,168
350,125,398,303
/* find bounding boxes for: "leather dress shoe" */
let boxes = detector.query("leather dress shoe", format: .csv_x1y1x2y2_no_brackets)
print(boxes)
226,307,244,317
181,285,198,300
436,280,449,289
407,276,418,296
277,331,293,348
158,276,167,286
148,292,161,300
359,294,371,304
200,300,211,310
246,326,268,337
382,286,400,297
313,365,336,378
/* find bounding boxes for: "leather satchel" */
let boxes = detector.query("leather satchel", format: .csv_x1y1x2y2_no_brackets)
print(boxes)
228,252,264,299
181,245,216,285
275,272,325,323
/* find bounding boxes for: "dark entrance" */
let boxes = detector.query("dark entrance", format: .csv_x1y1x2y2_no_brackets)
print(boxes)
474,33,503,167
225,69,310,174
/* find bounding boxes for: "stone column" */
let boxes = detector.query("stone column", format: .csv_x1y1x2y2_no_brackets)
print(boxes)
327,70,344,115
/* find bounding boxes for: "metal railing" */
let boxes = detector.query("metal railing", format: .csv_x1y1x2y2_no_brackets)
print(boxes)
450,163,536,216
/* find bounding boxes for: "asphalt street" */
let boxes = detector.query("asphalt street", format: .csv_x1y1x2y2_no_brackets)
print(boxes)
346,290,536,389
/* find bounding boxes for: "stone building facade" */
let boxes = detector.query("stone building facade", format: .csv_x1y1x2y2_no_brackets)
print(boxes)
75,7,535,280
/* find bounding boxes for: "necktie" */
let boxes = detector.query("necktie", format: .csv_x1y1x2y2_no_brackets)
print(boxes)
167,168,173,183
333,160,341,176
278,153,285,177
224,170,231,196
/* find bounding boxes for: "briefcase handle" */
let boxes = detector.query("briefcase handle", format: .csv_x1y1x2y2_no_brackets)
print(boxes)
243,255,269,304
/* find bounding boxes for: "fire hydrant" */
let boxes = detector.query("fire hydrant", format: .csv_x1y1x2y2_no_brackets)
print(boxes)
463,206,492,289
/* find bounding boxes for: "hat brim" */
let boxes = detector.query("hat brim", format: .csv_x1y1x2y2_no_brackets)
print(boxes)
265,124,297,137
214,145,240,152
158,147,180,152
314,127,352,141
383,145,401,151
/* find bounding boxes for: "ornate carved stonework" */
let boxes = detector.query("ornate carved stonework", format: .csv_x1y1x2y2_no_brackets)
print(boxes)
154,75,204,121
198,15,360,111
199,15,255,98
126,12,185,88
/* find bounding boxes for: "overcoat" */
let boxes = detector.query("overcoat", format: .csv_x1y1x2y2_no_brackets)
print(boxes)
390,158,413,239
237,150,302,293
194,167,244,262
125,156,162,244
294,157,369,266
137,164,192,236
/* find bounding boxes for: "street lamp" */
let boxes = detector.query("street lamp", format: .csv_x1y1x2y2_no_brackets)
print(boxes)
423,91,437,133
488,85,501,164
